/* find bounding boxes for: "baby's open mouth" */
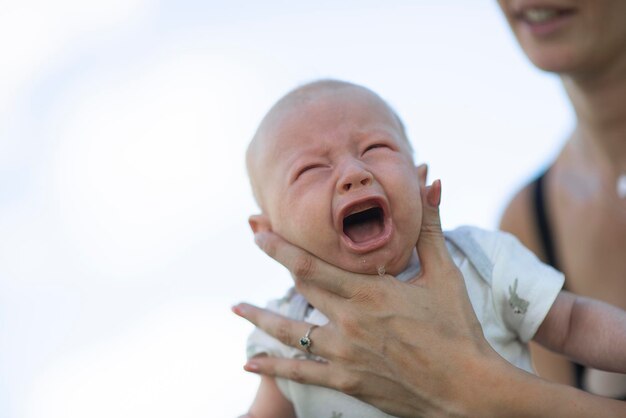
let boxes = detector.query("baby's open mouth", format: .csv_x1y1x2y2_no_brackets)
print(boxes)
343,203,385,244
337,197,393,253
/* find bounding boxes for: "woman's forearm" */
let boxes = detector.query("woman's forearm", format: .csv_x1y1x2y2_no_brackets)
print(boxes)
406,340,626,418
469,354,626,418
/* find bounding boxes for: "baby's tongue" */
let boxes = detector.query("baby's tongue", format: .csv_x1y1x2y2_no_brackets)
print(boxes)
344,219,383,243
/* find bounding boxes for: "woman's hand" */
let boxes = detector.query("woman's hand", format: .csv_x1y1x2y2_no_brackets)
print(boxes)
233,181,507,417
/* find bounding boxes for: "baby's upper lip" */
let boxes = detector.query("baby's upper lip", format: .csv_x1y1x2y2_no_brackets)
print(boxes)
334,193,389,234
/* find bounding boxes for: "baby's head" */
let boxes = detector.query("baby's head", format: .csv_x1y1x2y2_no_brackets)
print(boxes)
247,80,423,275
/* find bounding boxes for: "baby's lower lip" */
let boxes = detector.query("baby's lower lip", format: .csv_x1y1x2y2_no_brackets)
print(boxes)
340,220,393,254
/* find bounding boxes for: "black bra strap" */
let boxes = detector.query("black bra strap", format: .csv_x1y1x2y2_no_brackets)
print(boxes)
533,171,560,270
533,171,591,390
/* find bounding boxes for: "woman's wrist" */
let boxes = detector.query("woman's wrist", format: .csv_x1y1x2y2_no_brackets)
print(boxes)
399,341,511,418
465,353,626,418
440,345,535,418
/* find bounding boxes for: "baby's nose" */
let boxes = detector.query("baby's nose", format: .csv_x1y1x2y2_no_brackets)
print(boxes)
338,165,373,193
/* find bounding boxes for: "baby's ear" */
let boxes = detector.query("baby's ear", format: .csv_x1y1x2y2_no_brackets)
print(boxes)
416,163,428,189
248,214,272,233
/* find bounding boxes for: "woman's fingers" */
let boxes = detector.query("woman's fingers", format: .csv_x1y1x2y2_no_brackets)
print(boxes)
232,303,331,358
254,230,375,300
244,356,334,389
415,180,454,274
292,278,344,321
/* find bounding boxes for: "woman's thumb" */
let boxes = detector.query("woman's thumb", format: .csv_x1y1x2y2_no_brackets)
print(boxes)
416,180,451,269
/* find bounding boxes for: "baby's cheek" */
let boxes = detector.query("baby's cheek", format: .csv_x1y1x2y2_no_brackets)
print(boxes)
400,202,422,243
276,214,332,257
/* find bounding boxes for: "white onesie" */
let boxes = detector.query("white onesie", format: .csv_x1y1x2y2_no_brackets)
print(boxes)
247,226,564,418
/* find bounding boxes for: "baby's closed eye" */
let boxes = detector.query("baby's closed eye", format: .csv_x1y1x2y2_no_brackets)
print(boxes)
364,144,388,153
295,164,326,180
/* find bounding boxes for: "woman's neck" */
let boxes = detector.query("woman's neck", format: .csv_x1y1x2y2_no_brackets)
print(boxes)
561,58,626,165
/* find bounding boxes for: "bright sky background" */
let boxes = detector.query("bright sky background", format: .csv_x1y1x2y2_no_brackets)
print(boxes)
0,1,573,417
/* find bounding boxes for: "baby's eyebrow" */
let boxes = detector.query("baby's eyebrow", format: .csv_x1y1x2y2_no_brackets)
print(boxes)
283,151,309,167
284,146,329,173
351,127,396,141
287,154,320,172
288,144,327,160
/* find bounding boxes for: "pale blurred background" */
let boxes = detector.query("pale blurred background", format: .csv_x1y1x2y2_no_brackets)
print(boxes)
0,1,572,417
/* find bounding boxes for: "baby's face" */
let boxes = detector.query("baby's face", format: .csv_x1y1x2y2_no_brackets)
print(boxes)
252,87,422,275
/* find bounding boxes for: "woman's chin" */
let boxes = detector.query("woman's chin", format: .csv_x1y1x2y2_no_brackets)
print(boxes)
523,46,585,74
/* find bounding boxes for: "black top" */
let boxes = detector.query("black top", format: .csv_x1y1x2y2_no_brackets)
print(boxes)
533,172,560,269
531,171,588,390
531,172,626,400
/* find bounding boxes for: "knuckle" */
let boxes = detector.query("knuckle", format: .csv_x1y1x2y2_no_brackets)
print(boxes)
350,283,383,309
292,253,315,282
420,220,442,235
287,362,306,384
335,373,360,395
275,319,293,346
336,315,360,338
334,343,356,361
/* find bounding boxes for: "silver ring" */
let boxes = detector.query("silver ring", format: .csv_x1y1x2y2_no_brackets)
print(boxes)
299,324,318,353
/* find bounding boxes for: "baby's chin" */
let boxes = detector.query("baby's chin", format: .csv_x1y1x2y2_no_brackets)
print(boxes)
332,250,412,277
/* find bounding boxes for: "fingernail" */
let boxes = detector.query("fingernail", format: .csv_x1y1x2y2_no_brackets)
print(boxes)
231,303,248,316
427,180,441,207
244,361,260,373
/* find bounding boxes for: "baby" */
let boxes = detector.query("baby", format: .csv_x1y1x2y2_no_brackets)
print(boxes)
243,80,626,418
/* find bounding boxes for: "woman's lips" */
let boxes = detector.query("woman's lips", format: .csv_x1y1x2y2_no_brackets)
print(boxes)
515,6,576,36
